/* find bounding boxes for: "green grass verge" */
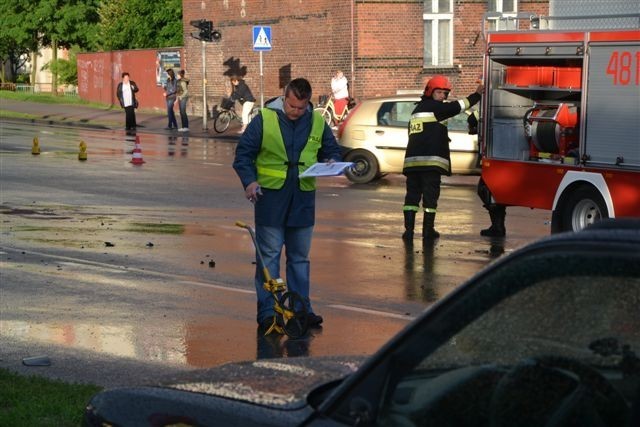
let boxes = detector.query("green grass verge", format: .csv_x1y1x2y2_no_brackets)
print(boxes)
0,90,112,110
0,368,102,427
0,109,38,120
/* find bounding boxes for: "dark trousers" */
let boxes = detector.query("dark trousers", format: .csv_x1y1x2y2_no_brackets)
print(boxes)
404,171,441,211
178,97,189,128
124,106,137,130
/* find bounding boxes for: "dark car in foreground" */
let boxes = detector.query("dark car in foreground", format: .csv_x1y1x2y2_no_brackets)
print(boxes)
85,220,640,426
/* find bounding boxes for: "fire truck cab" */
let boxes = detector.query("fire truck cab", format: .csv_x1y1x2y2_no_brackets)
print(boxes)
480,16,639,233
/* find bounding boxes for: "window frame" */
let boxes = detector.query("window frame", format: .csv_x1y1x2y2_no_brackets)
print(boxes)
423,0,454,68
487,0,519,31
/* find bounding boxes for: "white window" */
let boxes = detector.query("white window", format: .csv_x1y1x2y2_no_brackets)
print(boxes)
487,0,519,31
423,0,453,67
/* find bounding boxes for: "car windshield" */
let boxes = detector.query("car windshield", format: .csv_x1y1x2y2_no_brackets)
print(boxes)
424,274,639,369
369,250,640,427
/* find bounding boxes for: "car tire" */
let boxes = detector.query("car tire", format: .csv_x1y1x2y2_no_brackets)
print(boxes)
555,185,608,233
344,150,380,184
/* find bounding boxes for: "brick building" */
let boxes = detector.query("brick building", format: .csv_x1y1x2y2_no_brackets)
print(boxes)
182,0,549,115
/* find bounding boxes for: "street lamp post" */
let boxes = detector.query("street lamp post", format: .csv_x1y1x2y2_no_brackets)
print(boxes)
202,40,207,130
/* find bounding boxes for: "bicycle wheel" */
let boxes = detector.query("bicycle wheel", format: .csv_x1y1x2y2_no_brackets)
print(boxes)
314,107,332,126
276,291,308,339
214,111,232,133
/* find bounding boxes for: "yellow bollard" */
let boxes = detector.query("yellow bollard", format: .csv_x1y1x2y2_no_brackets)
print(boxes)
31,137,40,155
78,140,87,161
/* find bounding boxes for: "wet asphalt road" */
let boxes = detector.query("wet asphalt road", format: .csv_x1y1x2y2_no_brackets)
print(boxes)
0,121,552,387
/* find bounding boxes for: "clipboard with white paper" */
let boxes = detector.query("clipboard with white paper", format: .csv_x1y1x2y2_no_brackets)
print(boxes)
299,162,354,178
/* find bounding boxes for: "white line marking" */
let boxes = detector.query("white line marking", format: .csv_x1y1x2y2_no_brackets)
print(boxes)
179,280,254,294
329,304,416,321
204,162,224,166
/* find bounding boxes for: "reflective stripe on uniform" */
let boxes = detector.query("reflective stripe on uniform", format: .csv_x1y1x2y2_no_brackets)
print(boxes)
424,207,437,213
403,155,450,170
458,98,471,110
409,112,448,135
403,205,420,212
256,165,286,178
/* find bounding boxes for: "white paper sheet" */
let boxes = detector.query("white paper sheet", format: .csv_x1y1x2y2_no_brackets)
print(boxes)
299,162,354,178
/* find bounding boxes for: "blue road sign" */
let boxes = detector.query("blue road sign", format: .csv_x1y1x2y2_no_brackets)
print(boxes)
253,26,272,51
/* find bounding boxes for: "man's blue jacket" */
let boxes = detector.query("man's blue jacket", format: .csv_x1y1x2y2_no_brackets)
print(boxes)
232,96,343,227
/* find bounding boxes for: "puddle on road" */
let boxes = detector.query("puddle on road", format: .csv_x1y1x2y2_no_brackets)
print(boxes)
0,310,406,369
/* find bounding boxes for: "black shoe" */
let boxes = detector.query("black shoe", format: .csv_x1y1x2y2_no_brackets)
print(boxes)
402,231,414,241
307,313,323,327
480,226,505,237
423,228,440,240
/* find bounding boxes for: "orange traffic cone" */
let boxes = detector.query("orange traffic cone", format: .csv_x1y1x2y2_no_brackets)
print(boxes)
135,135,141,149
130,146,145,165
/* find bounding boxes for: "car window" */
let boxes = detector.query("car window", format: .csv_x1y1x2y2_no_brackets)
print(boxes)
373,253,640,426
448,112,472,132
377,101,416,127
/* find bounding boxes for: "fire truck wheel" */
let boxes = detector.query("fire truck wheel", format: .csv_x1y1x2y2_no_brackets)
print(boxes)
560,186,608,233
344,149,380,184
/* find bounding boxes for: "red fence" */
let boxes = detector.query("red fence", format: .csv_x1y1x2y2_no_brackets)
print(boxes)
77,48,183,111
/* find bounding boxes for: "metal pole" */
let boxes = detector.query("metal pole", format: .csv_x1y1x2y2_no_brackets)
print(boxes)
260,51,264,108
202,40,207,130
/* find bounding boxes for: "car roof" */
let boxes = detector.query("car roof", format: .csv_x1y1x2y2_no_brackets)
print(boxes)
359,94,420,103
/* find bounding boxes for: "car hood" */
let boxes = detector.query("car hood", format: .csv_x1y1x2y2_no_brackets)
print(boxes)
85,355,365,426
157,355,364,409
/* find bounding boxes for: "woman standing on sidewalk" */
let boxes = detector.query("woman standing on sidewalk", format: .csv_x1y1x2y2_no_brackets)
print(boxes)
163,68,179,130
176,70,190,132
116,72,139,131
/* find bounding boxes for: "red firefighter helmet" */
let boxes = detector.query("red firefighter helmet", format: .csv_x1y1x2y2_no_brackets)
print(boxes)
424,75,452,97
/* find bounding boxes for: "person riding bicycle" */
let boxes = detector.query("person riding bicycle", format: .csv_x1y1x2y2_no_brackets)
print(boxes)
229,75,256,134
331,70,349,117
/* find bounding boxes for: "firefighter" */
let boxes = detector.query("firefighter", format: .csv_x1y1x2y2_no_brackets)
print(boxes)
477,178,507,237
402,75,483,242
468,110,507,238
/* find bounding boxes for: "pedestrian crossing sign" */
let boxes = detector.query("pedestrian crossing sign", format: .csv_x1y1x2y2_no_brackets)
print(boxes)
253,26,272,51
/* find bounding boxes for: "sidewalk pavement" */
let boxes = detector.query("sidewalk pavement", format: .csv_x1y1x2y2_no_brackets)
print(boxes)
0,98,240,141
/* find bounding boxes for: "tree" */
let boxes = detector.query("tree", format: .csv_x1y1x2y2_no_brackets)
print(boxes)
0,1,39,82
41,47,79,86
35,0,100,92
98,0,182,51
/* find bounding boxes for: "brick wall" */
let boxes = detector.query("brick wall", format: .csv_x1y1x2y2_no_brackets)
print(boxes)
182,0,549,115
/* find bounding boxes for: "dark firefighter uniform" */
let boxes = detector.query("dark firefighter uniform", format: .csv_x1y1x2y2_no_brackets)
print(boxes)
402,91,481,240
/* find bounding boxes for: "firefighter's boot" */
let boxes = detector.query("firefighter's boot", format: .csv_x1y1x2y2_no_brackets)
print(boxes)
402,211,416,241
423,212,440,240
480,205,506,237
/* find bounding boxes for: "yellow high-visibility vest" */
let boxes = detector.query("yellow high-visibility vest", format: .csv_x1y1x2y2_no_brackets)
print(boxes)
257,108,324,191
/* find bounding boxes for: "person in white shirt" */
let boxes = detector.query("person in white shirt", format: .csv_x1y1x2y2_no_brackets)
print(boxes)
331,70,349,117
116,72,139,131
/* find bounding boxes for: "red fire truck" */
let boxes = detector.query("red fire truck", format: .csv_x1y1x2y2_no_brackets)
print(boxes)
480,19,639,232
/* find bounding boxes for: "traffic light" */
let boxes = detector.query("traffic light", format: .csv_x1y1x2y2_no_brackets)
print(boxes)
190,19,221,42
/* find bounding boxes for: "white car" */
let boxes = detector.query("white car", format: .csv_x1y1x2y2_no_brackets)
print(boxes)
338,94,480,184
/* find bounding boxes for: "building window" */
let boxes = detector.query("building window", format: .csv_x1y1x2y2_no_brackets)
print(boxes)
487,0,519,31
423,0,453,67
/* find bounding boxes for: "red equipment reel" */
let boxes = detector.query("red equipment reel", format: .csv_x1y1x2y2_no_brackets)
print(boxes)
524,103,579,159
